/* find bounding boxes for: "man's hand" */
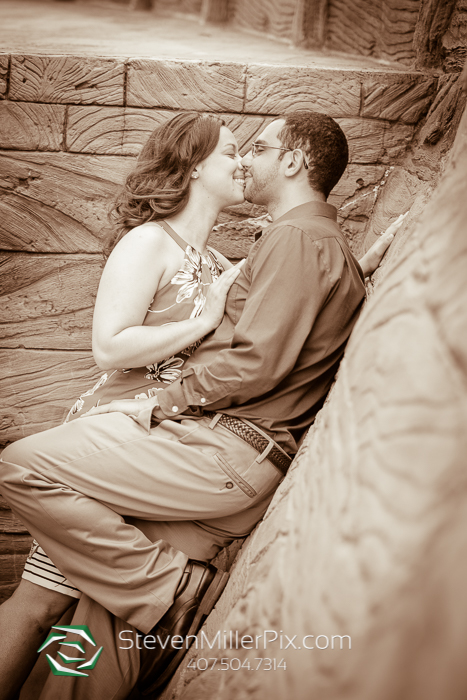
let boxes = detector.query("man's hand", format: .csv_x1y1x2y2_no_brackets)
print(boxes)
81,396,159,419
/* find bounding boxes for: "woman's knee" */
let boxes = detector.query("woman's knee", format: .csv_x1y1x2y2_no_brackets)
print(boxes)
9,580,76,630
1,437,34,470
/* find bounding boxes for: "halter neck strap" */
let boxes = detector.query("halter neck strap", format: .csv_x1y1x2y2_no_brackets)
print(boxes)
157,220,189,251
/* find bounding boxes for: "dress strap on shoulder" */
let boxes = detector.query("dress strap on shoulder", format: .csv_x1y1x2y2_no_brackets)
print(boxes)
157,220,189,251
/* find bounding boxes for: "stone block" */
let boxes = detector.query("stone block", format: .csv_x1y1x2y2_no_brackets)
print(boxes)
66,106,173,156
66,107,270,156
127,59,245,112
0,151,132,252
361,75,437,123
208,218,259,260
234,0,298,41
245,65,362,117
0,253,102,350
221,114,274,153
9,55,125,105
0,532,33,555
0,349,102,444
337,118,414,164
327,0,419,65
0,102,65,151
0,55,8,98
329,163,387,211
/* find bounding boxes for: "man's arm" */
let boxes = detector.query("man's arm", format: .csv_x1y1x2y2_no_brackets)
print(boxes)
154,225,341,419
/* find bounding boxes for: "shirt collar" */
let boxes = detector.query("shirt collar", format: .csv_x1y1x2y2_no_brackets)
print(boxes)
274,201,338,224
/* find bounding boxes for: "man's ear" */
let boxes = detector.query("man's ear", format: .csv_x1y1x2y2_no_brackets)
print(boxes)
284,149,306,178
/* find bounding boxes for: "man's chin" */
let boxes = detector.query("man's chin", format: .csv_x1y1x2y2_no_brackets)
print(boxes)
243,182,256,204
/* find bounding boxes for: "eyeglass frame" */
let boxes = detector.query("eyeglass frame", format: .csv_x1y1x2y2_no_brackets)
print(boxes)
250,142,309,169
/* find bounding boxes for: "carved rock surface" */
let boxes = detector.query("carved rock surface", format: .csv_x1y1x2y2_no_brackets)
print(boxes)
0,151,132,252
362,75,438,123
127,59,245,112
233,0,297,40
245,64,362,116
327,0,420,64
0,253,103,349
9,55,125,105
0,101,65,151
0,349,102,443
66,107,272,156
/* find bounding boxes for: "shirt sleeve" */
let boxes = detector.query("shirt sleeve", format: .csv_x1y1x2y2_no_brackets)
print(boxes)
154,225,340,419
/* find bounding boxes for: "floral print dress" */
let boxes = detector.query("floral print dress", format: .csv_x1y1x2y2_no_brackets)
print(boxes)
65,222,224,423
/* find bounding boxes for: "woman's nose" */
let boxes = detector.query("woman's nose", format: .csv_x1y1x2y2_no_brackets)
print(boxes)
241,151,253,167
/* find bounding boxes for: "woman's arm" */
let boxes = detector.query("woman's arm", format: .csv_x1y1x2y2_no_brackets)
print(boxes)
92,225,241,371
358,212,409,277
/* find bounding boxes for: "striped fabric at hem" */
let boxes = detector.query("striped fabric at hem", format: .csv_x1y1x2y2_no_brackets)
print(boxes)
22,543,82,599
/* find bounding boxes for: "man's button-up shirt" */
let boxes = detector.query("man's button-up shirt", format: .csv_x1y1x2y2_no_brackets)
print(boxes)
154,201,365,454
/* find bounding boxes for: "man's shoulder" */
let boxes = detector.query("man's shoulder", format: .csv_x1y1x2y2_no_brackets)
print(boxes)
256,216,345,256
269,215,342,242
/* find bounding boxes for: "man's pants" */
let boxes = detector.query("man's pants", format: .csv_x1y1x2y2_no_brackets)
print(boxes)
0,411,284,633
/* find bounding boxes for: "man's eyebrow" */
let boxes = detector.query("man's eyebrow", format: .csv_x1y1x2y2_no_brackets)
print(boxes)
253,138,267,145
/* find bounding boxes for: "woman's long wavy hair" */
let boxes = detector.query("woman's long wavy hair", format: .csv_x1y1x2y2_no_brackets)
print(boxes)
104,112,225,257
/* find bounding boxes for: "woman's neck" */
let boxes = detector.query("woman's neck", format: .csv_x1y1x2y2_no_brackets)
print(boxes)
165,198,219,254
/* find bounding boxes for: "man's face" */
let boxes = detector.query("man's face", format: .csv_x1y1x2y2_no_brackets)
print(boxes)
241,119,286,206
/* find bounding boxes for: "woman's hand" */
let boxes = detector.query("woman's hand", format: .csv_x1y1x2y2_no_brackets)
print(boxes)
201,259,245,330
81,396,158,419
359,212,409,278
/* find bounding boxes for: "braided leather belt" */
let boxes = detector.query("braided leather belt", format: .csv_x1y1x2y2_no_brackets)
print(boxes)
204,411,292,476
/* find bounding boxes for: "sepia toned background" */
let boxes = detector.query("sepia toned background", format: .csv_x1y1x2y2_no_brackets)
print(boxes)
1,1,467,698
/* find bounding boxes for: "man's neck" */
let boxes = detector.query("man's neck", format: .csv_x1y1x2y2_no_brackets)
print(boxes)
268,190,327,222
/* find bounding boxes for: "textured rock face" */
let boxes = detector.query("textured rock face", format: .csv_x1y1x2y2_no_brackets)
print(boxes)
162,82,467,700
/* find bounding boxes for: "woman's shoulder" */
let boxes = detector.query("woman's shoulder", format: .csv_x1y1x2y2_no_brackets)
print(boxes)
111,222,179,258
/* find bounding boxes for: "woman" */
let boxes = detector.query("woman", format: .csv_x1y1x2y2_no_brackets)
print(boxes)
0,110,401,700
0,111,247,700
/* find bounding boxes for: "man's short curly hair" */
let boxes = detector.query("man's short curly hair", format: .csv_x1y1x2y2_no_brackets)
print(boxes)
278,111,348,198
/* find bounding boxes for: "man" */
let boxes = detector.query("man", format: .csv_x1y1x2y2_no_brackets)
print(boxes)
0,111,367,699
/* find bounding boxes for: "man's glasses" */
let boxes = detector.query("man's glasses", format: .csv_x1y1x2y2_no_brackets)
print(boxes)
250,143,309,169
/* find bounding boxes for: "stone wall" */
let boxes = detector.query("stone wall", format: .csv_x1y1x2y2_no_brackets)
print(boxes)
0,53,434,447
161,65,467,700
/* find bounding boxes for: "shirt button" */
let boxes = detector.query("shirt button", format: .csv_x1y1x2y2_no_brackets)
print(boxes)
200,398,206,404
171,406,179,413
226,482,234,489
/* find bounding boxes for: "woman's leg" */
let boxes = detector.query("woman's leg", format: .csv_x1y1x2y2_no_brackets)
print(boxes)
0,412,280,632
0,580,75,700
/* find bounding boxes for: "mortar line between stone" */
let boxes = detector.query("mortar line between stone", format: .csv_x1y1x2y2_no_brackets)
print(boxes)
123,60,129,108
4,54,11,100
242,64,248,112
0,250,103,257
61,104,69,151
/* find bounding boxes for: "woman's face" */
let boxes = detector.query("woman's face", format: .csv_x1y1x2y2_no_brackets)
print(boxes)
194,126,245,210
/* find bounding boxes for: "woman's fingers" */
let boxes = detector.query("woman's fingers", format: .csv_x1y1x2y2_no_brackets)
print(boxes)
81,397,154,418
202,260,245,329
359,212,410,277
383,211,409,237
